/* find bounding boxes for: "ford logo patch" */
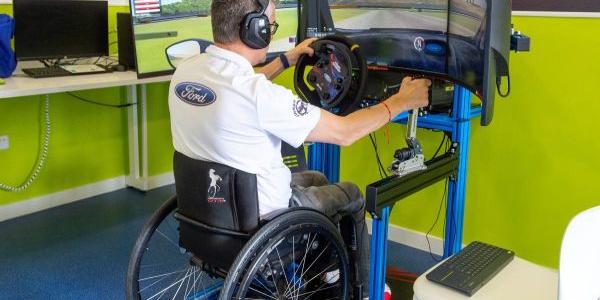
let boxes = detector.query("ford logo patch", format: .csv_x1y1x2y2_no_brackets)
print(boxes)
175,82,217,106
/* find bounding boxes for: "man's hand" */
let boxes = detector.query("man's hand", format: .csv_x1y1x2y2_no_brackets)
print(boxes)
285,38,318,66
387,77,432,114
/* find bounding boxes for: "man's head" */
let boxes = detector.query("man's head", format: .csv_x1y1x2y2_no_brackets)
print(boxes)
211,0,276,65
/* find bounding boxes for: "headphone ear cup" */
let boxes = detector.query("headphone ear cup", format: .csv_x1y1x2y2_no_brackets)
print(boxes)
241,14,271,49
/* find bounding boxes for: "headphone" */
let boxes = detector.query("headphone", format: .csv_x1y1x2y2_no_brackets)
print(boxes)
240,0,271,49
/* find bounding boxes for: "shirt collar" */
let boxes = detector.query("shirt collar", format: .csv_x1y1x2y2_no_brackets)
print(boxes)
206,45,255,73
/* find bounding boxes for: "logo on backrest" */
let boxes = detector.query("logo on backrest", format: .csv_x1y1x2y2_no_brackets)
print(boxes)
175,82,217,106
207,169,225,203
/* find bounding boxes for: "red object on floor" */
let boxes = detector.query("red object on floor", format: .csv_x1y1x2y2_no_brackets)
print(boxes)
384,283,392,300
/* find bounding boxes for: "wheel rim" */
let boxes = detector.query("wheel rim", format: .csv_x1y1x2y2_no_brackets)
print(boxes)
132,206,222,300
235,225,348,300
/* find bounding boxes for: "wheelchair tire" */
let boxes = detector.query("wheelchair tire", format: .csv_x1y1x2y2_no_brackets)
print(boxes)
126,196,222,300
219,209,351,300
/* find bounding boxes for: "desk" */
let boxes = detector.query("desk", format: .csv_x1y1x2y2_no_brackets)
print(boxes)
0,62,172,191
413,257,558,300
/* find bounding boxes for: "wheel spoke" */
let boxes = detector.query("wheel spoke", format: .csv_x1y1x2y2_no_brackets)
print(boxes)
155,229,180,250
139,267,187,293
247,286,278,300
146,267,198,300
266,259,281,298
284,242,331,298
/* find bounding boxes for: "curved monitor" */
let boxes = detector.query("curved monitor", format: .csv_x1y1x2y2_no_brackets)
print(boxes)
302,0,511,125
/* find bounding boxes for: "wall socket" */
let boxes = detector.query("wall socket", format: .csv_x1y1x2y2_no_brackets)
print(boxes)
0,136,9,150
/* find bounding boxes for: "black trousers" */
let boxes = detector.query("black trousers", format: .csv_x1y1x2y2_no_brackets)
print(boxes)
290,171,370,297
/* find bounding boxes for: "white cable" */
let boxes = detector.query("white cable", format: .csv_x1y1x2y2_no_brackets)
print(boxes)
0,95,51,192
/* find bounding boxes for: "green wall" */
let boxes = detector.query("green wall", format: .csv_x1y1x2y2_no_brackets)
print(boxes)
1,4,599,269
341,16,600,268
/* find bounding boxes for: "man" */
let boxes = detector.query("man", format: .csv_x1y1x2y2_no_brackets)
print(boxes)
168,0,431,298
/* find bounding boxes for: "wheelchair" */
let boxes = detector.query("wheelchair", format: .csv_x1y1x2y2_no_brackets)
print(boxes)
126,148,364,300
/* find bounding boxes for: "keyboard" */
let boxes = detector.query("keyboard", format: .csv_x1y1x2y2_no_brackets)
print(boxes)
23,65,109,78
426,241,515,296
23,66,72,78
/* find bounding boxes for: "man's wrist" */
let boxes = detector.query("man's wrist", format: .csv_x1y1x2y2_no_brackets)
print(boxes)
279,53,291,69
386,95,406,116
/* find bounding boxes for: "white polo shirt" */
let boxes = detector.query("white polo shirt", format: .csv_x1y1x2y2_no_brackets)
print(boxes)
168,45,321,215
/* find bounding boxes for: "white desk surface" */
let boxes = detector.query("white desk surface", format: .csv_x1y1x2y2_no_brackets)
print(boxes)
413,257,558,300
0,62,172,99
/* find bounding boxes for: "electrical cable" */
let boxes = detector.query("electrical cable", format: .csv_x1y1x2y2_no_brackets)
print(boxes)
66,92,137,108
369,133,388,179
0,95,51,192
431,133,447,160
425,137,451,262
426,179,447,263
497,74,511,97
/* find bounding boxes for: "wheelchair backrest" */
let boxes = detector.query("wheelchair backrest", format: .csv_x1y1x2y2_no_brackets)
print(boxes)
173,151,260,233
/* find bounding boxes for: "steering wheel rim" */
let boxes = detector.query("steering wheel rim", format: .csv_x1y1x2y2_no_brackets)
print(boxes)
295,35,368,116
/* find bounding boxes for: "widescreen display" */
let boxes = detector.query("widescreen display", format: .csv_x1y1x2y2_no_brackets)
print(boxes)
131,0,299,77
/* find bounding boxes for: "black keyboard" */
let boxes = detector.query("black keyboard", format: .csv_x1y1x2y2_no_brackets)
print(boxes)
426,241,515,296
23,66,72,78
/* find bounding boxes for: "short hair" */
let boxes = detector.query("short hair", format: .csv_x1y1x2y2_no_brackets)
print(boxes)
211,0,263,44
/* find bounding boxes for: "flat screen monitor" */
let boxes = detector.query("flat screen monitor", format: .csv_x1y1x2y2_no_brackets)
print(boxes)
131,0,299,78
317,0,510,125
14,0,109,61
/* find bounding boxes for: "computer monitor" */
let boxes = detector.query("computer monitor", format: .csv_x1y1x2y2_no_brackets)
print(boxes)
13,0,109,61
131,0,299,78
303,0,511,125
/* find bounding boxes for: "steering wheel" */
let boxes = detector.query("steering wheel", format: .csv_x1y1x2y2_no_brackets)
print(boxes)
294,35,368,116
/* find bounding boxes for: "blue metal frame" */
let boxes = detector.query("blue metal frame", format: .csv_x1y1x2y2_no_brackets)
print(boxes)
308,85,477,300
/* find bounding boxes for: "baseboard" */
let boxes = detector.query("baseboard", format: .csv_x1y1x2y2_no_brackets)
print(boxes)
147,172,175,190
0,171,175,223
0,176,126,223
367,220,444,256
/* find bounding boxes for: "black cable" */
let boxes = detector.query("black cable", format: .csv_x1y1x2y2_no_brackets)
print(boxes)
426,179,448,263
66,92,137,108
497,74,511,97
369,133,388,179
369,134,384,179
431,133,447,160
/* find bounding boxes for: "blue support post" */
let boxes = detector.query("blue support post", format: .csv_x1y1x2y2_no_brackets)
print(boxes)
443,86,472,257
369,207,390,300
308,143,340,183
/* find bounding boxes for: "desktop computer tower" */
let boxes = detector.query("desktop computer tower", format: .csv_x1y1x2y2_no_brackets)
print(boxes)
117,12,136,70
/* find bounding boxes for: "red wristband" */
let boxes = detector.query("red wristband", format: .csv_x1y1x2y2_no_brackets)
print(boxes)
382,102,392,122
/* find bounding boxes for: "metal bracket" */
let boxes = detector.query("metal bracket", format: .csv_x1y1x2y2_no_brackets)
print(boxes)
367,151,459,219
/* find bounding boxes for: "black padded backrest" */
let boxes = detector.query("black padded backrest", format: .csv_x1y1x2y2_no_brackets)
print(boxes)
173,152,260,270
173,152,260,233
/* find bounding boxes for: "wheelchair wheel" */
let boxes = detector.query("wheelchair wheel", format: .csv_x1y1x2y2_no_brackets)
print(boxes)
220,209,351,300
126,196,222,300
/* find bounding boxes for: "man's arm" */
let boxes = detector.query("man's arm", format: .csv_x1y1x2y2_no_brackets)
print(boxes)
258,38,318,80
307,77,432,146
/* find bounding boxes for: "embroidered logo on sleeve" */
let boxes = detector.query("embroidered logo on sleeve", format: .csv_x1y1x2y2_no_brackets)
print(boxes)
175,82,217,106
293,99,310,117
